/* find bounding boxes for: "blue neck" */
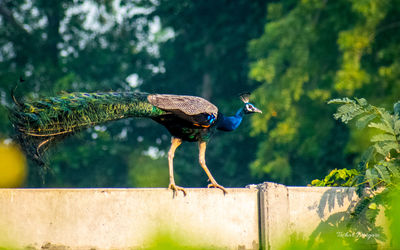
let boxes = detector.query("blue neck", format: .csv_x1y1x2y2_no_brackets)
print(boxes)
216,108,244,131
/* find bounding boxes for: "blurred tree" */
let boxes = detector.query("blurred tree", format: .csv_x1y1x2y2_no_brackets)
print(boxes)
0,0,159,186
248,0,400,185
0,0,270,188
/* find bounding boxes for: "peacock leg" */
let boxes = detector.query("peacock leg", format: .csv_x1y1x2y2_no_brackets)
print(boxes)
198,141,228,194
168,137,186,196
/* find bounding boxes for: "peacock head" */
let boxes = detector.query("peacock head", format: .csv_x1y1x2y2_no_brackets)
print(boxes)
240,93,262,114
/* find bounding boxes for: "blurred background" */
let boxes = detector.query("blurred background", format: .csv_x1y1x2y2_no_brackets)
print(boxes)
0,0,399,188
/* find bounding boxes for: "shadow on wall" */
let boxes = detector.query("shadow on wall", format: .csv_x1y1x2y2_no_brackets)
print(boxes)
308,188,386,249
315,188,356,218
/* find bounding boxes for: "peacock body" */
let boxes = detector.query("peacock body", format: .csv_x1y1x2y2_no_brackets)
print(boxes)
10,91,261,195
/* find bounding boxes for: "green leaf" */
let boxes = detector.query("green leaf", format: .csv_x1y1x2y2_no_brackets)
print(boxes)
311,179,322,186
394,119,400,134
374,164,390,183
365,204,380,224
338,169,348,179
355,97,368,106
384,141,400,152
328,98,354,105
374,142,398,156
370,134,397,142
387,163,400,178
369,202,377,209
394,101,400,116
356,113,377,129
365,168,374,187
369,122,395,134
381,111,395,131
353,198,370,217
333,103,364,123
360,146,375,163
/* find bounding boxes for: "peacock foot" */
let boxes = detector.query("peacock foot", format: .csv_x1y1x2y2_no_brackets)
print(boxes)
207,182,228,194
168,183,187,196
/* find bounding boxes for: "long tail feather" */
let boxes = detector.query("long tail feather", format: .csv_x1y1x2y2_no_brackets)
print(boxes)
9,91,165,164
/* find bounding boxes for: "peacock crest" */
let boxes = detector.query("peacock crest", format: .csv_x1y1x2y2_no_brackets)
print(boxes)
239,92,251,103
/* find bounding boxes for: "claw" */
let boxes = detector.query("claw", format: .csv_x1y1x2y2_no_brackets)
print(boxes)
168,183,187,196
207,182,228,194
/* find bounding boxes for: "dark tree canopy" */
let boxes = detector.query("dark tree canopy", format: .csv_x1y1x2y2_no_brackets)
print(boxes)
0,0,269,187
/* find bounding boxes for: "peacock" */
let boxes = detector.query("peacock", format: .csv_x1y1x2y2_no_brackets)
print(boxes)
10,90,261,195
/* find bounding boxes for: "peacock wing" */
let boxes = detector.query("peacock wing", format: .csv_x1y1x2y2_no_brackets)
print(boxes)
147,94,218,126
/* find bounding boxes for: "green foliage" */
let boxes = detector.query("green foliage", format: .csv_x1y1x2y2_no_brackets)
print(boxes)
144,230,223,250
327,98,400,191
248,0,400,185
311,168,359,187
128,150,169,188
386,187,400,249
248,0,352,184
312,98,400,247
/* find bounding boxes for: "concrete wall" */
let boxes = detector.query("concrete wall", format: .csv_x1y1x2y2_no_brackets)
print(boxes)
259,183,359,249
0,188,259,249
0,183,361,249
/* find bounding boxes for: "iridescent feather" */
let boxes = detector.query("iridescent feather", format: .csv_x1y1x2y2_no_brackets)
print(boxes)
10,92,166,164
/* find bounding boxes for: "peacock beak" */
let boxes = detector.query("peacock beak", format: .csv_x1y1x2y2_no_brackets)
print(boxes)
254,107,262,113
